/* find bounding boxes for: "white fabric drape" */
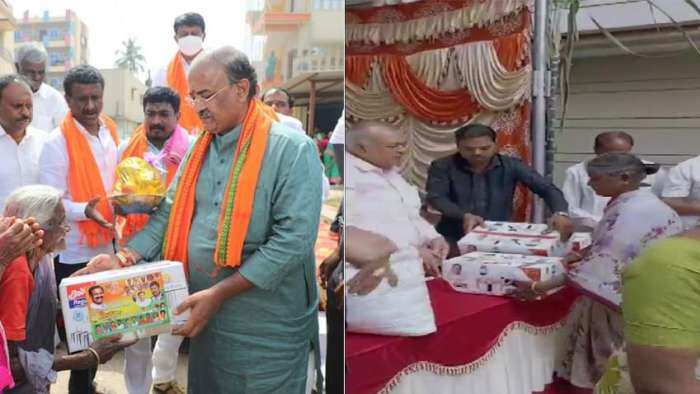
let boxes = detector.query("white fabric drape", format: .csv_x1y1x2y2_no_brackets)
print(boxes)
346,0,530,45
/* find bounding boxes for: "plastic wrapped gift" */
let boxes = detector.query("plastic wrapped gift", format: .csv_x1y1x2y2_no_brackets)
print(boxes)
443,252,565,296
58,261,189,353
458,221,563,256
110,157,166,214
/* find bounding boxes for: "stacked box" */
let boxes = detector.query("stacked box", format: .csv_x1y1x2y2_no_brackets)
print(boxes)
59,261,190,353
458,221,562,256
443,252,565,296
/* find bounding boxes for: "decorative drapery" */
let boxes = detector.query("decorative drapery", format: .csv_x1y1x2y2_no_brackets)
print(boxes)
346,0,533,220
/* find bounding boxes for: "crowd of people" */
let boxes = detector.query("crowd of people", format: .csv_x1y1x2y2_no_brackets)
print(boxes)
0,11,344,394
345,121,700,393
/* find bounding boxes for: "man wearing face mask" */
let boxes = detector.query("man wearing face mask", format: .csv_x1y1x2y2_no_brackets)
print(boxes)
151,12,206,135
117,86,194,394
14,43,68,133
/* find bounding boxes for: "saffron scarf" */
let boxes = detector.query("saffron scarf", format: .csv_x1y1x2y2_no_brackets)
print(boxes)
117,124,189,242
167,52,204,134
162,100,276,272
61,112,119,247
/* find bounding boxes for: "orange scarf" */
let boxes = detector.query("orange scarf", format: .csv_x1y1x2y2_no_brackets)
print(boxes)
117,125,181,242
167,52,204,135
61,112,119,247
162,100,276,272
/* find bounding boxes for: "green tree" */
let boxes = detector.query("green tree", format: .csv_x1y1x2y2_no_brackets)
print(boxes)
115,37,146,73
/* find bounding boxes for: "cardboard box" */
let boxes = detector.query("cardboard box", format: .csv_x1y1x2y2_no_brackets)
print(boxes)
59,261,190,353
458,221,562,256
443,252,565,296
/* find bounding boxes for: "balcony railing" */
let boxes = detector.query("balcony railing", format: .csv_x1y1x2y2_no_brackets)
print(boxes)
292,46,344,76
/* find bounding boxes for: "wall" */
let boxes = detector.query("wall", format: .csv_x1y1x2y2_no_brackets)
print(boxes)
553,52,700,187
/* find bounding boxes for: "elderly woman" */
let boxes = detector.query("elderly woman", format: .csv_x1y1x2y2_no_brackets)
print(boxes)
513,153,683,388
0,185,133,393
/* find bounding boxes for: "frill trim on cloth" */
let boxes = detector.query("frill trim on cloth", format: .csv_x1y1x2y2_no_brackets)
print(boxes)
346,0,531,45
377,318,569,394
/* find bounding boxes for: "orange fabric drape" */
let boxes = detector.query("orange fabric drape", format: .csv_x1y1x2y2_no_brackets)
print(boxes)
166,53,204,135
380,56,481,123
61,113,119,247
345,56,374,88
162,100,274,272
493,33,530,72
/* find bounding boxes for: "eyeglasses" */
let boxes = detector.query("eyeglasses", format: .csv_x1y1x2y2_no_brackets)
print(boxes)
185,83,234,107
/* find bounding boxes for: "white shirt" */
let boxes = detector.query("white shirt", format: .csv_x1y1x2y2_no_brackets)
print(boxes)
30,83,68,133
275,113,331,202
662,155,700,229
151,56,193,88
563,160,666,228
329,110,344,145
0,125,47,212
39,119,119,264
346,153,440,249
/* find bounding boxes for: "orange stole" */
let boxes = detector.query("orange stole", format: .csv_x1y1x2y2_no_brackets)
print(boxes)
161,100,276,272
166,53,203,134
117,125,179,242
61,113,119,247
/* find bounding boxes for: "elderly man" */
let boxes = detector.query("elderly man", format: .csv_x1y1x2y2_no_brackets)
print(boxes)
426,124,573,255
39,65,118,394
345,120,449,285
563,131,665,230
83,47,323,393
14,43,68,133
152,12,207,134
117,86,193,394
0,74,47,213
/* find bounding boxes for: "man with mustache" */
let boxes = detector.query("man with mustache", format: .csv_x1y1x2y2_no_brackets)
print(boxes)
117,86,193,394
426,124,573,256
0,74,47,212
38,65,118,394
83,46,324,393
14,42,68,133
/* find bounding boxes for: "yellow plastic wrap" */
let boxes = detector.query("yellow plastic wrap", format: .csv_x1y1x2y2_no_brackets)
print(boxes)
114,157,166,196
110,158,166,215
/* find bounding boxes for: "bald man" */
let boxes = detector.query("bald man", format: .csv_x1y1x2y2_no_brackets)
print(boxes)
345,120,449,283
563,131,665,230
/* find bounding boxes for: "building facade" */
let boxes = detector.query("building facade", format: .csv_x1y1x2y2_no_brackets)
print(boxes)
14,9,89,91
245,0,344,134
0,0,16,74
100,68,146,141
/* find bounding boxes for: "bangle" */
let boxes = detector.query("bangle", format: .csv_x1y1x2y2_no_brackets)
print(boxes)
531,281,543,295
86,347,100,367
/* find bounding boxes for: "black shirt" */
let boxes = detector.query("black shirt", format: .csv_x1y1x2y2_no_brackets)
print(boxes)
426,153,568,240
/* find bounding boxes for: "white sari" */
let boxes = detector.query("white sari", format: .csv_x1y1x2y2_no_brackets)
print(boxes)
557,189,682,388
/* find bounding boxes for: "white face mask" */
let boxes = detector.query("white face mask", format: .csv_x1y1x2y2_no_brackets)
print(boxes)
178,35,203,57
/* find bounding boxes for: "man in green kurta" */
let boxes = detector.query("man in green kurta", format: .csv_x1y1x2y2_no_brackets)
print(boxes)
84,47,323,393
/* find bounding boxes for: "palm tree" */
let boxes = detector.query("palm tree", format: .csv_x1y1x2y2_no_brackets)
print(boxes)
115,38,146,74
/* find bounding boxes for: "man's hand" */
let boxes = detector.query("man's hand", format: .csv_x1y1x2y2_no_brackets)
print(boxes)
418,246,442,278
72,254,121,276
345,226,398,269
547,214,574,241
563,251,584,271
347,258,397,296
0,217,44,266
89,335,137,365
425,236,449,260
85,197,114,229
462,213,485,234
172,288,224,338
319,245,341,289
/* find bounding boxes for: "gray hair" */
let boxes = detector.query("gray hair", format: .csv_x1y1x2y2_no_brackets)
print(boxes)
586,153,659,181
194,46,258,99
14,42,48,66
3,185,63,228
